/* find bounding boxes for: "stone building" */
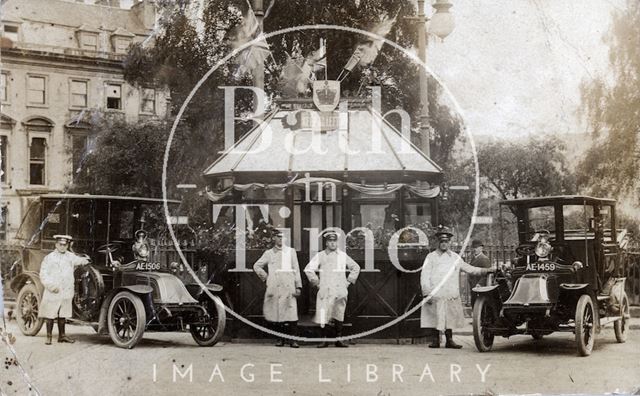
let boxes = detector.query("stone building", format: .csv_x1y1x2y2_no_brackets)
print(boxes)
0,0,169,242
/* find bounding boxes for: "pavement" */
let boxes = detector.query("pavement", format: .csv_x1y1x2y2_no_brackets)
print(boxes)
1,313,640,395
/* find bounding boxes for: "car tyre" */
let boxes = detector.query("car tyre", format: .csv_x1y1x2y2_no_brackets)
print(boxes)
575,294,595,356
473,295,497,352
614,292,629,343
190,295,226,347
16,284,44,336
107,291,146,349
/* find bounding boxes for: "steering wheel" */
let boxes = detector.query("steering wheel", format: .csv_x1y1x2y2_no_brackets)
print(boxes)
97,241,124,254
515,243,537,256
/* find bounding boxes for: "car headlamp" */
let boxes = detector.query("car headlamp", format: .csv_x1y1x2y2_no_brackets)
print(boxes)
535,240,552,258
170,261,179,272
572,261,584,271
133,241,150,259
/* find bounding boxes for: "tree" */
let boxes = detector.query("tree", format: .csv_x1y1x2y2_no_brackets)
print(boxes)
478,136,575,202
122,0,465,185
577,0,640,199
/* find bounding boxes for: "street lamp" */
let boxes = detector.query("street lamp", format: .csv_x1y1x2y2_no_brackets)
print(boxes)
409,0,455,158
429,0,456,40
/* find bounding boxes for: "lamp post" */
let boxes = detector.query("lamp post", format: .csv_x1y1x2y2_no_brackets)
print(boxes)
408,0,455,158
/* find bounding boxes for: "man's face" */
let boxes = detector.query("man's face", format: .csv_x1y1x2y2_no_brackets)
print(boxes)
326,239,338,251
274,235,283,247
55,241,68,253
438,238,450,251
474,246,483,255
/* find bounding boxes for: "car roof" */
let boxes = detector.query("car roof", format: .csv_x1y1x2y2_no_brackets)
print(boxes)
39,194,181,204
500,195,616,206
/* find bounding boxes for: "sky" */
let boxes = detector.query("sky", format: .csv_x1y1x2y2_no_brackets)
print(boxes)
424,0,625,139
115,0,624,140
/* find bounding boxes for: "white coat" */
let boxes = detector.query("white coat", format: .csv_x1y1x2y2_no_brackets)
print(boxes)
304,249,360,327
39,250,89,319
253,246,302,323
420,249,486,331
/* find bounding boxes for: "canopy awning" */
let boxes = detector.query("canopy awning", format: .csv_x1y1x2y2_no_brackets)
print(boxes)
203,106,442,183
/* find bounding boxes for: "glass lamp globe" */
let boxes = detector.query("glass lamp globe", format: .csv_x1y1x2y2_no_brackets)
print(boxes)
429,0,455,40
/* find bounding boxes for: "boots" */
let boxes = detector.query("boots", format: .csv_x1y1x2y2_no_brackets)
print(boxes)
317,325,330,348
429,330,440,348
445,329,462,349
275,323,285,347
45,319,53,345
57,318,75,343
334,321,348,348
287,322,299,348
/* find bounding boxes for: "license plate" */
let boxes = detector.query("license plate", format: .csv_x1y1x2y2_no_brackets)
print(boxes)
526,262,556,272
135,262,161,271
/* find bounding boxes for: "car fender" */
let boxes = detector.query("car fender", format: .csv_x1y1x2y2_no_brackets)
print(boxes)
185,283,224,299
559,283,590,291
96,285,154,335
9,271,43,295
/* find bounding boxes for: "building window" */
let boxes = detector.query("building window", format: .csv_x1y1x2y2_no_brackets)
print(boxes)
29,138,46,185
70,80,88,108
0,135,7,184
0,72,8,102
106,83,122,110
27,75,47,106
140,88,155,114
114,38,131,54
72,134,88,180
2,25,19,42
81,33,98,51
0,206,7,241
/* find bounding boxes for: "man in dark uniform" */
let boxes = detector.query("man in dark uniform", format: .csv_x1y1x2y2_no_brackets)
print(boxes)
468,239,492,306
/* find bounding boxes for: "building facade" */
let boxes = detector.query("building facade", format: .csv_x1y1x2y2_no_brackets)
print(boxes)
0,0,169,242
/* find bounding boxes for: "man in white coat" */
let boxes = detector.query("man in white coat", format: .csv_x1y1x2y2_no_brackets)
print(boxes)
420,228,493,348
253,230,303,348
39,235,90,344
304,231,360,348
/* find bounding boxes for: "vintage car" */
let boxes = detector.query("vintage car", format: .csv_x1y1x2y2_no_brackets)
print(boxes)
472,196,630,356
9,194,226,349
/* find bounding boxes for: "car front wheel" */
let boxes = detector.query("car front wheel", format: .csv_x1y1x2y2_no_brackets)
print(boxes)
16,284,44,336
190,295,226,347
575,294,595,356
614,292,629,343
107,291,146,349
472,295,497,352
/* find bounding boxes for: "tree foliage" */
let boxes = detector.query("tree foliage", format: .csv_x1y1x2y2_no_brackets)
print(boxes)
478,136,575,203
577,0,640,198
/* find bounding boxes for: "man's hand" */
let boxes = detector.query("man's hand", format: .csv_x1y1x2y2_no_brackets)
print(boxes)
293,287,302,297
484,268,495,274
50,287,59,293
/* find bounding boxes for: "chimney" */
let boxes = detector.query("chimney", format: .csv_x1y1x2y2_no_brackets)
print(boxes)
95,0,121,7
131,0,156,30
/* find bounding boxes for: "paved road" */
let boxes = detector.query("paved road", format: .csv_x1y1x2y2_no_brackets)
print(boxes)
1,320,639,395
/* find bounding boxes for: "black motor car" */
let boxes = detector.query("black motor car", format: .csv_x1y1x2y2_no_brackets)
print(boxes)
9,194,226,349
472,196,630,356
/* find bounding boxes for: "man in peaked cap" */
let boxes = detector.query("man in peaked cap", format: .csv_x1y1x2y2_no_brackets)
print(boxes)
420,226,493,348
39,235,90,345
467,239,492,306
304,231,360,348
253,229,303,348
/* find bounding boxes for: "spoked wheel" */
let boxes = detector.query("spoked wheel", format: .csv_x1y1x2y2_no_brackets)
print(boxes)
614,292,629,343
575,294,595,357
107,291,146,349
16,284,44,336
190,295,226,347
473,295,498,352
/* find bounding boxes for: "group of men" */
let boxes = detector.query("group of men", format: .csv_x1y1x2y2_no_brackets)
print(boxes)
253,228,494,349
37,228,493,348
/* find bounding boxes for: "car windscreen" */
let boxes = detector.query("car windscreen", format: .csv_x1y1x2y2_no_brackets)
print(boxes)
15,200,42,246
108,202,174,241
525,206,556,241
